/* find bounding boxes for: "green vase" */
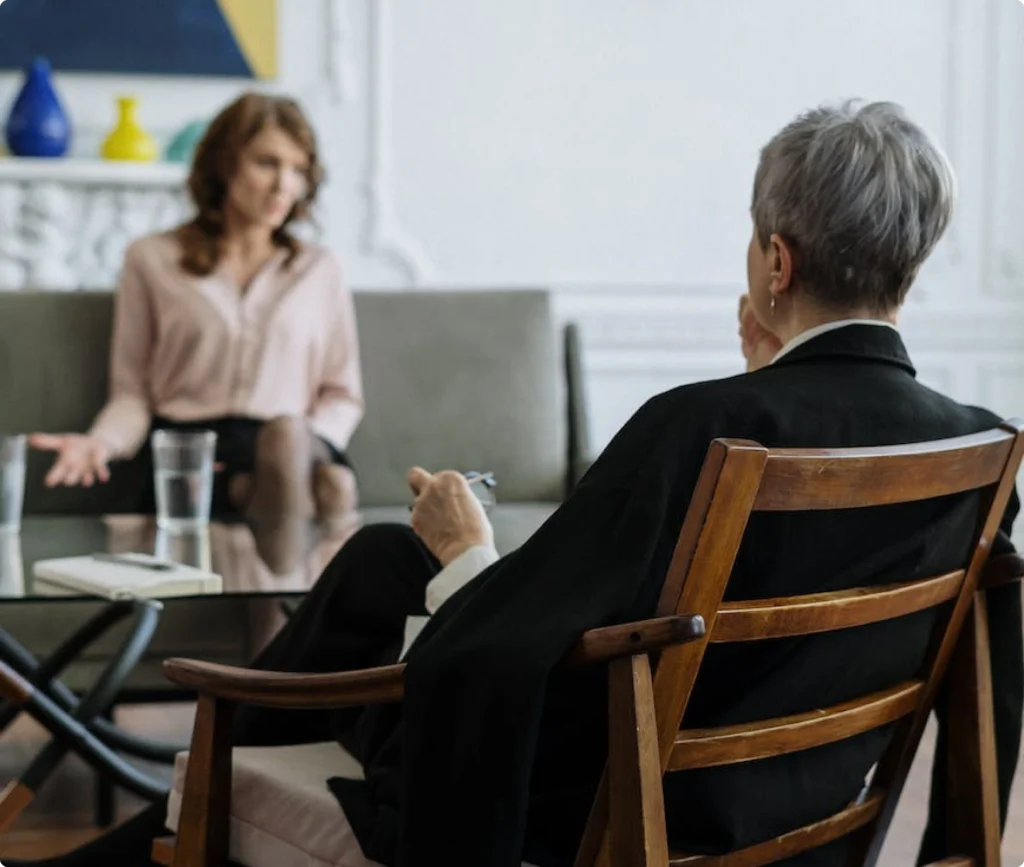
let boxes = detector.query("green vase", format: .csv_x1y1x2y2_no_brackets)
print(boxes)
165,120,208,165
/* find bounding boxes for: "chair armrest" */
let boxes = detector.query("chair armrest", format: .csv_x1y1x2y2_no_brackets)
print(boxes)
162,614,705,709
978,553,1024,590
162,659,406,709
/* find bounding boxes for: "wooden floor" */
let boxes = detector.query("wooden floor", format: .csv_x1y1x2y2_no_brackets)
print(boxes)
0,705,1021,864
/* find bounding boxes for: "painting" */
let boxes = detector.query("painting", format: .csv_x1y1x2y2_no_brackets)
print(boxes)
0,0,277,79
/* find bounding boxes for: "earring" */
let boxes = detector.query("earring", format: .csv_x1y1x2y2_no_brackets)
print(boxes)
770,296,776,314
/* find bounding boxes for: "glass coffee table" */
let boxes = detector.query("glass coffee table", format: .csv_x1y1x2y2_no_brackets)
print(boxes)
0,511,361,832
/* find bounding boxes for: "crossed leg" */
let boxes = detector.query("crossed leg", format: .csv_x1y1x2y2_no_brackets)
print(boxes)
228,416,359,521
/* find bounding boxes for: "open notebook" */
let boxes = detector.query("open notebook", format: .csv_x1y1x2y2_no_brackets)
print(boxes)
34,553,223,600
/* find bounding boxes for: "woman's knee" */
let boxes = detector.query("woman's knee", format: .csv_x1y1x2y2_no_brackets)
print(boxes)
255,416,309,469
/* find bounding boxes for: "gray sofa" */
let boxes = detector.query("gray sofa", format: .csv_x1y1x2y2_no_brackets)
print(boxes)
0,289,590,688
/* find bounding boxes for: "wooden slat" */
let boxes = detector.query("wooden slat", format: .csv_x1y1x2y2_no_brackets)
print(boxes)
944,596,1001,864
852,419,1024,865
670,790,883,866
608,655,670,867
669,681,922,771
922,859,974,867
710,571,963,643
751,429,1013,512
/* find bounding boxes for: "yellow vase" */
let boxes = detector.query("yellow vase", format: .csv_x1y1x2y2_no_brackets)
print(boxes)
101,96,158,162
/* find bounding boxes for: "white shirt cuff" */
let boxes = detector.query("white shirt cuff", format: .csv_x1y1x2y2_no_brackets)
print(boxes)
424,544,499,615
398,544,499,661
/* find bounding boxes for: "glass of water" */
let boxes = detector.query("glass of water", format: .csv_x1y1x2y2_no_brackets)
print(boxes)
0,434,26,533
151,430,217,531
155,526,212,572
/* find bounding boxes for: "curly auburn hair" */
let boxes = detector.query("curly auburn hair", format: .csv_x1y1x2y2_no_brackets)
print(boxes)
177,92,324,276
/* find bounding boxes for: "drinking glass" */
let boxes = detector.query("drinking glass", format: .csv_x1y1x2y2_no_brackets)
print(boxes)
0,434,27,532
151,430,216,530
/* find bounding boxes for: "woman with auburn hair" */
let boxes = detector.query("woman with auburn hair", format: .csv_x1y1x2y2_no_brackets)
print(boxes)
30,92,363,520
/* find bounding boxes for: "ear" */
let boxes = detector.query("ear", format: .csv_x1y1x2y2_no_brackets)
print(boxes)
768,233,796,300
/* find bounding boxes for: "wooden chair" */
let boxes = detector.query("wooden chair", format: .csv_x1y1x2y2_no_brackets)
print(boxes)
156,422,1024,867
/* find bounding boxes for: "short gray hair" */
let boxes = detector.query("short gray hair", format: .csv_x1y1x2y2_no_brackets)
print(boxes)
751,100,956,312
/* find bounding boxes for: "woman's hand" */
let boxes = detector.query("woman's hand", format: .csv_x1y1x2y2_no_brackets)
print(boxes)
738,294,783,372
407,467,494,566
29,433,110,487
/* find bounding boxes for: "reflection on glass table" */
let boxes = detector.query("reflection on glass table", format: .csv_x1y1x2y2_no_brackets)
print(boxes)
0,511,363,832
2,512,363,602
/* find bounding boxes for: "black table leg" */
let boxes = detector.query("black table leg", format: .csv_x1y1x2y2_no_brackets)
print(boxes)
95,706,116,828
0,603,185,762
0,599,176,832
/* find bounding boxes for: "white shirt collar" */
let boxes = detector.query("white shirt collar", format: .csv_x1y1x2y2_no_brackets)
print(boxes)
770,319,899,364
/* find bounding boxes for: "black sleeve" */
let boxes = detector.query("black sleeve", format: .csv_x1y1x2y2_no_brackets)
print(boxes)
397,402,706,866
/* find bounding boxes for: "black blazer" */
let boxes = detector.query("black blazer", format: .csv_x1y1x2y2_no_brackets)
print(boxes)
333,325,1021,867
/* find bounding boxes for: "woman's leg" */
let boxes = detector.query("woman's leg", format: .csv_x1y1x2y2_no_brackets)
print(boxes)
228,416,358,519
4,524,439,867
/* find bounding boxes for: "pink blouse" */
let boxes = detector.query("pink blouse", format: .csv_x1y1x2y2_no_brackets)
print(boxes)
88,232,364,459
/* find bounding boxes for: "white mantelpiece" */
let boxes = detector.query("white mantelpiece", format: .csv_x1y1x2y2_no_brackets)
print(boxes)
0,158,190,291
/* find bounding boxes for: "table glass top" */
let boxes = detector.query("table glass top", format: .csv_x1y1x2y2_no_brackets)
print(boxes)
0,512,362,602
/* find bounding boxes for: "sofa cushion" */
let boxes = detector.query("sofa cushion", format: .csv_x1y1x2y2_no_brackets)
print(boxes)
360,502,557,556
166,742,540,867
0,289,567,514
347,290,566,506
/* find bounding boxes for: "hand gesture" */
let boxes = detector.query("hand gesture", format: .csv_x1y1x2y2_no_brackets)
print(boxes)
407,467,494,566
29,433,110,487
738,294,783,372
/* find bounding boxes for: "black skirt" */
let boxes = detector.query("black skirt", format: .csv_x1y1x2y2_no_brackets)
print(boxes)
139,416,350,518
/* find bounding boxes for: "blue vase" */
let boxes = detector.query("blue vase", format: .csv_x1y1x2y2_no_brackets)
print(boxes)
4,58,71,158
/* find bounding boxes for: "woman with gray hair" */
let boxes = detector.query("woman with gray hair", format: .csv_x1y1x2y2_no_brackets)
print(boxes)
10,101,1019,867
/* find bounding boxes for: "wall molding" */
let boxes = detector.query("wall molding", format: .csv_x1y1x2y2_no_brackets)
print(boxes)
359,0,436,285
554,283,1024,354
324,0,357,104
985,0,1023,299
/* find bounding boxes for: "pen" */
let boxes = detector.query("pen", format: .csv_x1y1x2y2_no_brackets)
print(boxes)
91,552,177,572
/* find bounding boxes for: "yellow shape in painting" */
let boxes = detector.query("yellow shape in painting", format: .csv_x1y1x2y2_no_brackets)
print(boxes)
217,0,277,79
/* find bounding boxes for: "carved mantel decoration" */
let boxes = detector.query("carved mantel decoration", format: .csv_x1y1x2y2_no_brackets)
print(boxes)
0,158,190,291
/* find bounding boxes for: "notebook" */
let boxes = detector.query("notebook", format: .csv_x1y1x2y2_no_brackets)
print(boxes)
33,553,223,600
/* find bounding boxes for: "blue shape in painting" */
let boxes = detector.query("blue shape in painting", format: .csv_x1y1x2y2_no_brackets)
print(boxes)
0,0,254,78
5,57,71,157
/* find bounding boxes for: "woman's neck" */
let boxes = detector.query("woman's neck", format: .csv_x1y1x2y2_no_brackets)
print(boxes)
221,210,276,261
218,212,280,290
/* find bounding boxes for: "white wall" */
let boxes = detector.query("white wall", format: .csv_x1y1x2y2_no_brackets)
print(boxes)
1,0,1022,449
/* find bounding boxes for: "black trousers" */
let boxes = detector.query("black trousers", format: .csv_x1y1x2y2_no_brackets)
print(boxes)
9,526,1021,867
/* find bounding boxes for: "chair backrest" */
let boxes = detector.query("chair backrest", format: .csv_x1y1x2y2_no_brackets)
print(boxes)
577,421,1024,867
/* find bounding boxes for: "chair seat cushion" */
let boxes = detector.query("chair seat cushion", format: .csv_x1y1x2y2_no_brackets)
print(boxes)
166,742,541,867
167,742,381,867
360,502,557,555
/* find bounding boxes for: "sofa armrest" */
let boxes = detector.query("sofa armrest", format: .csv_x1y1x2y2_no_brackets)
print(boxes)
564,321,594,495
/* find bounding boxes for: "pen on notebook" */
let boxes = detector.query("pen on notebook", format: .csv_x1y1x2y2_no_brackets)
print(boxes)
91,552,176,571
